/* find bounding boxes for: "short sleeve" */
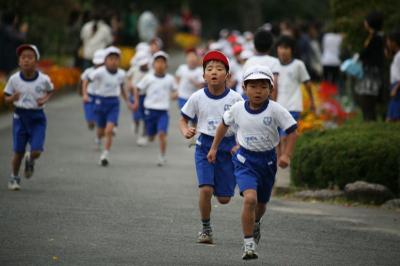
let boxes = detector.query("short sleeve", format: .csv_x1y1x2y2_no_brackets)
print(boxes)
88,68,99,82
136,74,150,93
222,104,236,126
175,65,184,77
181,93,197,120
275,103,297,133
271,59,281,75
4,78,14,95
298,61,311,83
81,68,91,81
45,75,54,92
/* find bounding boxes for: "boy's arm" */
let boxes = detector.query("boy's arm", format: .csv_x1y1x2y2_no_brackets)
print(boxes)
179,116,196,139
36,91,54,106
278,130,297,168
82,79,89,102
304,80,315,113
207,122,229,163
390,81,400,97
120,84,133,110
271,73,279,100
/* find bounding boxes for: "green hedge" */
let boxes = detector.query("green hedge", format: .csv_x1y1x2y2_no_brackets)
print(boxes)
291,123,400,195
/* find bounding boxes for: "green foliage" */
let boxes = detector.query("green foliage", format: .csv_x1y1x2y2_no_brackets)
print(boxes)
330,0,400,53
291,123,400,195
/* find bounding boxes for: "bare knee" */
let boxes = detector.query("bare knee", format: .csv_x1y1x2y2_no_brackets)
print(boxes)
217,196,231,205
30,151,42,159
199,186,214,197
243,193,257,209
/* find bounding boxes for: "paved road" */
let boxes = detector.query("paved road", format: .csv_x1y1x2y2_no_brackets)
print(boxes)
1,56,400,265
1,93,399,265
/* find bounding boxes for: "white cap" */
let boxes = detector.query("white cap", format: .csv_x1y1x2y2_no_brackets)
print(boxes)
243,65,274,86
16,44,40,60
152,51,169,61
104,46,121,57
240,50,254,60
209,42,223,51
131,51,150,66
92,49,106,65
136,42,150,53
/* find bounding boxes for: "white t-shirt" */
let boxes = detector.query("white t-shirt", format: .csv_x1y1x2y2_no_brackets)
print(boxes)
175,64,203,100
126,66,149,95
80,20,113,60
89,66,126,97
4,71,54,109
181,88,243,137
321,33,342,67
277,59,310,112
223,100,297,151
390,51,400,84
81,67,96,95
137,73,177,110
243,54,281,75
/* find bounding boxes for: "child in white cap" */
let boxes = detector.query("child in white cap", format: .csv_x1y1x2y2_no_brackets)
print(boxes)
208,65,298,260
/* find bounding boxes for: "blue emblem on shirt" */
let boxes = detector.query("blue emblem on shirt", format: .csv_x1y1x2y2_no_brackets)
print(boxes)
224,104,232,111
263,116,272,126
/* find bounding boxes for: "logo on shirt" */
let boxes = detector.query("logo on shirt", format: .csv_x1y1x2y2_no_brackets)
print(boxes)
35,85,44,93
263,116,272,126
224,104,232,111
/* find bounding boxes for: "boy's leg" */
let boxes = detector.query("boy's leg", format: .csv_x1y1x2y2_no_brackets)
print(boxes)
156,111,169,166
242,189,257,237
242,189,258,260
198,185,214,244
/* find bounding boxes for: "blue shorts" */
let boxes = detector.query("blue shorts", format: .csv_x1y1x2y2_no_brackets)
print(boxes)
144,109,169,136
178,97,188,109
233,147,277,204
94,96,120,128
387,82,400,120
279,111,300,137
130,94,146,121
83,94,96,123
12,108,47,153
194,134,236,197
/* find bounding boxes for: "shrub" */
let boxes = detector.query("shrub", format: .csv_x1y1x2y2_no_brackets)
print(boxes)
291,123,400,195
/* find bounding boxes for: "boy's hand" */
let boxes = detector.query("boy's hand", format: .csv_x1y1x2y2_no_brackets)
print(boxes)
183,127,196,139
230,144,240,155
132,101,139,112
278,154,290,168
390,88,398,98
36,96,48,106
207,148,217,163
12,92,21,101
82,94,90,103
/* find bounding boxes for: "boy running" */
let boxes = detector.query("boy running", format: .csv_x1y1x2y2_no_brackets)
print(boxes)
208,65,298,260
179,50,243,244
4,44,54,190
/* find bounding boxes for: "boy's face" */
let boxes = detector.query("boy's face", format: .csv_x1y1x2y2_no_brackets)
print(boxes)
277,45,292,62
105,54,120,71
203,60,228,88
153,57,167,74
18,49,37,72
243,79,271,105
186,52,199,68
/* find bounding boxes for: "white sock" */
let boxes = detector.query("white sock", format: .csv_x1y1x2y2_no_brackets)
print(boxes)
244,237,255,245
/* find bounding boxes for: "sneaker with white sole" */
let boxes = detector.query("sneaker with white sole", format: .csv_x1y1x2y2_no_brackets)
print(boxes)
24,152,34,179
254,220,261,245
242,241,258,260
99,151,109,167
157,155,166,167
8,178,21,191
136,136,148,146
197,228,213,244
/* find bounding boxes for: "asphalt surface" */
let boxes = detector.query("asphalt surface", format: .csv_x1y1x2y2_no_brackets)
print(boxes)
0,56,400,265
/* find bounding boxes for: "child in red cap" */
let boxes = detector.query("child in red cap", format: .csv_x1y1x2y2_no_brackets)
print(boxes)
4,44,54,190
179,50,243,244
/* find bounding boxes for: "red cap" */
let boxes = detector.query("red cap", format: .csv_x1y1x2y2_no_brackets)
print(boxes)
202,50,229,71
233,44,243,55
